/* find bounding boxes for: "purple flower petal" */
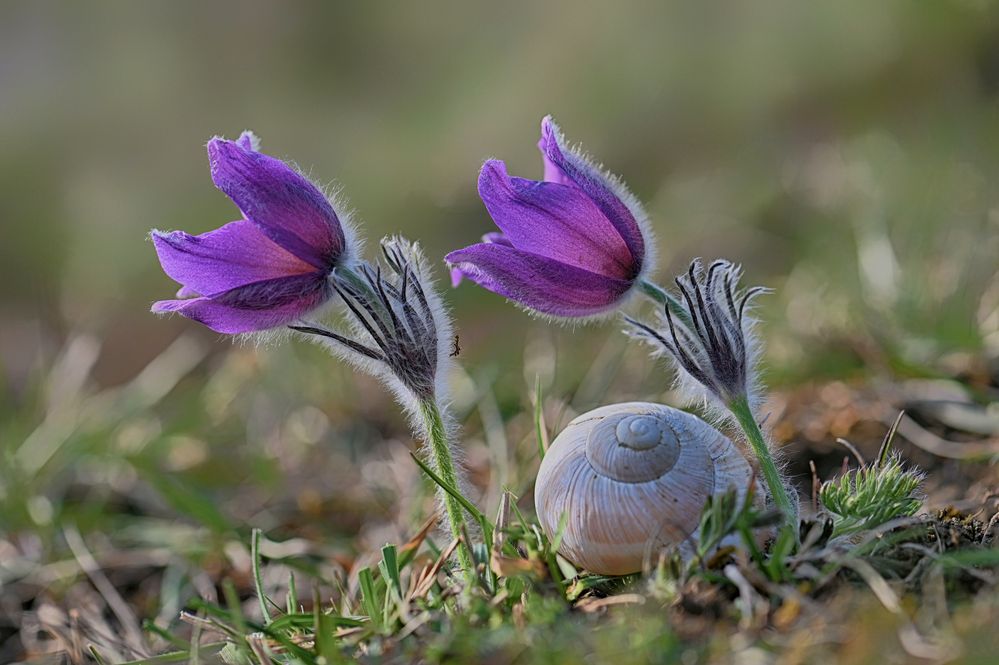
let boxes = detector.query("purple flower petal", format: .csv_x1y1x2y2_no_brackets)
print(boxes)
537,136,573,186
208,138,345,270
538,116,645,270
152,273,330,334
445,243,632,317
152,220,319,298
450,232,513,286
478,160,635,280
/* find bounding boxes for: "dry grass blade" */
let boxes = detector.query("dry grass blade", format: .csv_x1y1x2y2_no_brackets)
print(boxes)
397,611,433,641
493,491,512,551
839,557,954,660
575,594,645,613
246,634,273,665
891,413,999,461
723,564,762,630
834,437,867,468
412,539,460,599
63,527,150,658
876,410,905,467
399,515,438,561
490,552,545,578
840,557,900,613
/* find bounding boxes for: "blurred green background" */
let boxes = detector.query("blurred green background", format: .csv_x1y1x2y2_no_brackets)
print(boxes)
2,0,999,658
3,0,997,389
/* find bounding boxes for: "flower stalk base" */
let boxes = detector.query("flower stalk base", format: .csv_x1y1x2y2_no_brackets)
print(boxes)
418,399,476,578
728,395,796,533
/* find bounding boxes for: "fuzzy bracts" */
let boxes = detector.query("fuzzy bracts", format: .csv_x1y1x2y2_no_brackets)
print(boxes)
288,238,473,521
291,237,453,406
625,260,799,521
625,260,768,419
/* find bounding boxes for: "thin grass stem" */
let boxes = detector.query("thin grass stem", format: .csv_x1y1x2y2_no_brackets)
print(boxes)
250,528,272,625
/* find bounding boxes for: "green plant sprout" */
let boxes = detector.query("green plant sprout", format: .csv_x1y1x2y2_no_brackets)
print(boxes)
820,412,925,538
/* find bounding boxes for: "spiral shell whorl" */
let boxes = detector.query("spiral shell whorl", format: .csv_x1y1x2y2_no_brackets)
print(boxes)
616,416,661,449
586,412,681,483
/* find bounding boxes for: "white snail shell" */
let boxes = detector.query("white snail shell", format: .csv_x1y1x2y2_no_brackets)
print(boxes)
534,402,762,575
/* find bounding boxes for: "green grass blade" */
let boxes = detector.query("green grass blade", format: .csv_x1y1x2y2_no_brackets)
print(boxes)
118,643,227,665
358,566,382,630
534,374,548,461
250,528,272,625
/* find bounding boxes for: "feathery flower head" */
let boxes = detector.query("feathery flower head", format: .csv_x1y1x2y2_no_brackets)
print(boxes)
446,116,654,319
626,259,768,413
151,131,356,334
292,237,452,403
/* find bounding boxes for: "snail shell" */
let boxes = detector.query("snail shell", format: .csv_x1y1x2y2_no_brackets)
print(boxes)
534,402,762,575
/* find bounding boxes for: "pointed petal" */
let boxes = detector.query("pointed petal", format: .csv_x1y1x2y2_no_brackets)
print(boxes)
477,160,635,280
236,130,260,152
445,243,632,317
207,138,345,269
538,117,646,270
449,266,466,288
152,221,319,298
151,273,330,334
537,134,573,186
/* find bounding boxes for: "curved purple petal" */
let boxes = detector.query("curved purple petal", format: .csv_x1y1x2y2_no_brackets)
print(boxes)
152,220,318,298
538,117,645,270
445,243,632,317
152,273,330,334
477,160,635,280
208,138,345,270
450,232,513,286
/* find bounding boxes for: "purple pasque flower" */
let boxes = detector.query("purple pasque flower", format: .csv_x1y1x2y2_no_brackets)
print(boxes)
445,116,653,318
151,131,354,334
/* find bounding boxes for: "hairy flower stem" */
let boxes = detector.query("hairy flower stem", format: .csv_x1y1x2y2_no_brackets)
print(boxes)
639,280,692,327
729,395,796,538
417,398,476,579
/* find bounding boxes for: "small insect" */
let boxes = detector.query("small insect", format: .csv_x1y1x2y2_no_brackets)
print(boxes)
449,334,461,357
